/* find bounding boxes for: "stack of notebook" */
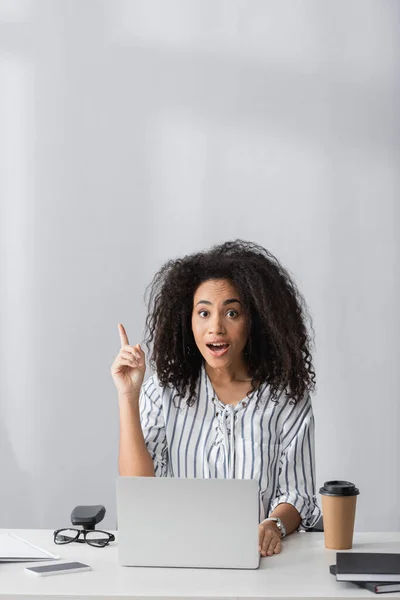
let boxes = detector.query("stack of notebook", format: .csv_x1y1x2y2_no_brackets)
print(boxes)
330,553,400,594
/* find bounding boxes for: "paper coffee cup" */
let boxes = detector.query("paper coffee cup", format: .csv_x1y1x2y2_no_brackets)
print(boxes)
319,480,359,550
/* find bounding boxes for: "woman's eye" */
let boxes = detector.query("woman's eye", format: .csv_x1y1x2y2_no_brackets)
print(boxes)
197,310,238,318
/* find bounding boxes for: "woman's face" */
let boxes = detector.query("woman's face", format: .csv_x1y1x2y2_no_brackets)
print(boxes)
191,279,248,370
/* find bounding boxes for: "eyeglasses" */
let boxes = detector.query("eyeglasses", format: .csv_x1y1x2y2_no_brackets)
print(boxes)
53,528,115,548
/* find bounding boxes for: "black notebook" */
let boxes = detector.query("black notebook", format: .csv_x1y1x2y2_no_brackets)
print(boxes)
330,565,400,594
334,553,400,582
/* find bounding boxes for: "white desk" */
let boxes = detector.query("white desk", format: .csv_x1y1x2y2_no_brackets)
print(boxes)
1,530,400,600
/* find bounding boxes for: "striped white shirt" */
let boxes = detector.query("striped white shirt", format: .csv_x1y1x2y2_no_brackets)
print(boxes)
139,363,321,527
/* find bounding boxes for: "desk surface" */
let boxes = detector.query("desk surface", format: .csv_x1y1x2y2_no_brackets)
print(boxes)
1,530,400,600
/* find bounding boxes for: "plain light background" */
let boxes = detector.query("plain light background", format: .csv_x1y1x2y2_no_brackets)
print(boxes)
0,0,399,531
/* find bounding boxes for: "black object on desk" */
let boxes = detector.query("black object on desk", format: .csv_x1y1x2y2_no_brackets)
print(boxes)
71,505,106,530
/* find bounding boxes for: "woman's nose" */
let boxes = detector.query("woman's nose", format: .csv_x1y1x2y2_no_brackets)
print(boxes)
209,315,225,334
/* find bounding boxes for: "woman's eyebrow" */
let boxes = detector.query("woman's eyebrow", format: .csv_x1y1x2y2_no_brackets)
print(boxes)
195,298,242,307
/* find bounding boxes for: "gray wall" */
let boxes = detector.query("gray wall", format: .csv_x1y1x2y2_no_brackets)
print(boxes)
0,0,399,532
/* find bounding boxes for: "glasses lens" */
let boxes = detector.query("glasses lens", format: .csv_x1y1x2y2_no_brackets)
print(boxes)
85,530,111,547
54,529,79,544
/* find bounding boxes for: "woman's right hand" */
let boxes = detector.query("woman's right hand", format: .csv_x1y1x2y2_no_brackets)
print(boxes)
111,324,146,397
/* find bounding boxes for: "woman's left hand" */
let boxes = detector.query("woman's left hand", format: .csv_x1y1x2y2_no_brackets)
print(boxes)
258,520,282,557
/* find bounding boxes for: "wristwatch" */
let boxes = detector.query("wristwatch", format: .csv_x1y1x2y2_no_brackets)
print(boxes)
265,517,287,538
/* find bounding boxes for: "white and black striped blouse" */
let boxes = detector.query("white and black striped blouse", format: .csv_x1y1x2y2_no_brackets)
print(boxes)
139,363,321,527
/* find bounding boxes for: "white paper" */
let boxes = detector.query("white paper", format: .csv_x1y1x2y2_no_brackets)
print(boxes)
0,533,60,562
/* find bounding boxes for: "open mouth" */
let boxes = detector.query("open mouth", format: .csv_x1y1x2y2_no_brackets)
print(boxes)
206,343,230,357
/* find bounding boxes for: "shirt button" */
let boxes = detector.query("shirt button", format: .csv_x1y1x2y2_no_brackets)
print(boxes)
242,401,247,408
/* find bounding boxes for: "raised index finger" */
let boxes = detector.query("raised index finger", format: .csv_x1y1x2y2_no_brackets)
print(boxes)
118,323,129,347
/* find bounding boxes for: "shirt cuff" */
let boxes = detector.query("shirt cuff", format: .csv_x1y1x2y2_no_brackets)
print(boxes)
269,493,321,530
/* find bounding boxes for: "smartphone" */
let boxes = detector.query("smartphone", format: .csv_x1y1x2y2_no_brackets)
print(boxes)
25,561,91,577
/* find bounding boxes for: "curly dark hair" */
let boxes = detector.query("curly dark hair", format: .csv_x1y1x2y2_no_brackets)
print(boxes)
144,240,316,406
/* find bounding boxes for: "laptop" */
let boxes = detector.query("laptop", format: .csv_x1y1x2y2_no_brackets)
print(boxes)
116,476,260,569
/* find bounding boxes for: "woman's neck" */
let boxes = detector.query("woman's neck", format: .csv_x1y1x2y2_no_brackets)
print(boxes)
204,361,251,387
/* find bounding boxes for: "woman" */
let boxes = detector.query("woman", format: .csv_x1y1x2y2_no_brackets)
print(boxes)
111,240,320,558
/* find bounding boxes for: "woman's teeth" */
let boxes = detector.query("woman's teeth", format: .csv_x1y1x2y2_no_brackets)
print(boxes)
207,343,230,356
